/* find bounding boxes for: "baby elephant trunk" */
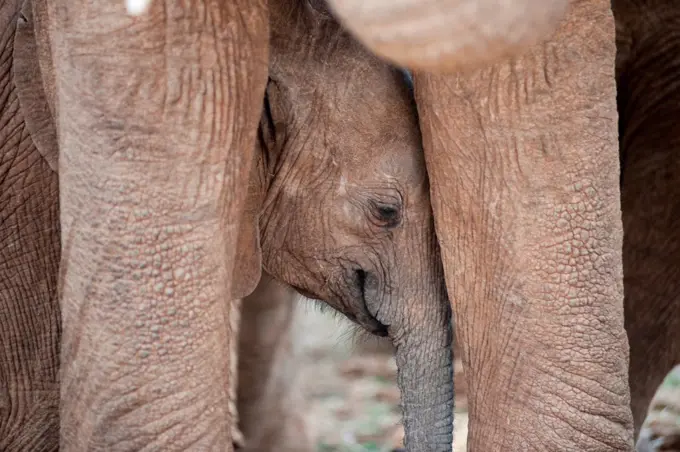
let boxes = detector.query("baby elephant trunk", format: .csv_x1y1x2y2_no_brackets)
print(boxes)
390,288,454,452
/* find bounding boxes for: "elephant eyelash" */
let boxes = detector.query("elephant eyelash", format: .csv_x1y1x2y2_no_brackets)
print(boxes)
369,200,402,229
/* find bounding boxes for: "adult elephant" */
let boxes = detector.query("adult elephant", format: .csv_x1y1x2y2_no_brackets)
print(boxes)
31,1,631,452
329,0,634,450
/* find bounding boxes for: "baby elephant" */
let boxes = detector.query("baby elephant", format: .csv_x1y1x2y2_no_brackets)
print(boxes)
233,1,454,451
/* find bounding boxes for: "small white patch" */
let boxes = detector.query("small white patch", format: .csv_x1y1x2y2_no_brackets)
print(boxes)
126,0,151,16
342,203,353,217
337,175,347,195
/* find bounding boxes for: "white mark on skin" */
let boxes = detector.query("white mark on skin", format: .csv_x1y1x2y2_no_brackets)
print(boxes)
126,0,151,15
337,175,348,195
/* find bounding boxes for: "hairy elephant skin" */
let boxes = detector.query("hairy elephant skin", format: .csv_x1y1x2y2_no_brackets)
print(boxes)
236,273,313,452
414,0,633,449
614,0,680,449
0,1,60,450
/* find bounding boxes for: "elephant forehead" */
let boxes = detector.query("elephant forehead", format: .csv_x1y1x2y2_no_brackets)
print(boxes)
344,146,428,189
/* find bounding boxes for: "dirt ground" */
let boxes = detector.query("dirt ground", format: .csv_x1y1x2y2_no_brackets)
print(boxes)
295,299,680,452
295,301,468,452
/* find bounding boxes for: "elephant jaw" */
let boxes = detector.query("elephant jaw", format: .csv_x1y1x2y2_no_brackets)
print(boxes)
290,283,390,337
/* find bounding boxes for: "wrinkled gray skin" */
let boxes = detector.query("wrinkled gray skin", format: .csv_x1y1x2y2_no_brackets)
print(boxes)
0,1,60,450
2,0,452,450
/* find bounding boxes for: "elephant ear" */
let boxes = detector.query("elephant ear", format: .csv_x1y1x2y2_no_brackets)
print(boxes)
230,153,263,300
13,0,58,172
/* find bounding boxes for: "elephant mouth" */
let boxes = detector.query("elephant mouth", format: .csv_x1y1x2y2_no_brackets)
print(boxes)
354,269,389,337
290,270,389,337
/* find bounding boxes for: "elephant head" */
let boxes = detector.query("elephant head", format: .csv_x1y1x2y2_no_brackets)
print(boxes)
237,2,454,450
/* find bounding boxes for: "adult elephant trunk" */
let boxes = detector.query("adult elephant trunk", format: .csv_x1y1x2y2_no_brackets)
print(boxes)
324,0,568,72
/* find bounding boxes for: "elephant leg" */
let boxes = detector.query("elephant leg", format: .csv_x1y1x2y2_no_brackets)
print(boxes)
237,273,313,452
415,0,634,449
45,1,269,449
614,0,680,442
0,2,60,449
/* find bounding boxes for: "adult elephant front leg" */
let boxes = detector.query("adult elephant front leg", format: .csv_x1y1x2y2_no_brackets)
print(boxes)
415,0,633,449
47,1,268,449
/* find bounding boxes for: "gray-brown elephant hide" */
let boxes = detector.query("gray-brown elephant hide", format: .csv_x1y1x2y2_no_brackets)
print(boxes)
0,0,60,450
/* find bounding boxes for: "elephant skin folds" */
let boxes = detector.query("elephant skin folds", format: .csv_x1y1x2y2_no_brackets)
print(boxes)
0,0,60,450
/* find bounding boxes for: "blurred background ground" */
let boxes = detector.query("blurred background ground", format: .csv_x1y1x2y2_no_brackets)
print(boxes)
639,366,680,451
295,298,680,452
295,300,468,452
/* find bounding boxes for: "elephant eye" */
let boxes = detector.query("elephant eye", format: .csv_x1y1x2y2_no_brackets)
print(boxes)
370,202,402,229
